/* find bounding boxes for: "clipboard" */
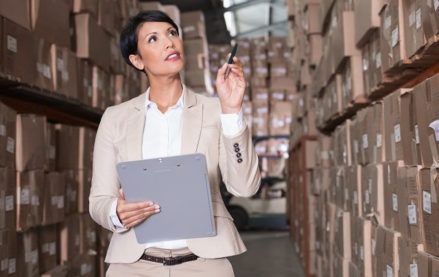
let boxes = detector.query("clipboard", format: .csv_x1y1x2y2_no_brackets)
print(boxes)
116,153,216,244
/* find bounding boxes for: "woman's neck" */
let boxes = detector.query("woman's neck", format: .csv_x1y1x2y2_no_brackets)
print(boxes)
147,74,183,113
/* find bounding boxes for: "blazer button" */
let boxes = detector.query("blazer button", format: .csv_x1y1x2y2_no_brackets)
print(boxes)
237,158,243,163
233,143,239,148
236,153,242,158
234,148,240,153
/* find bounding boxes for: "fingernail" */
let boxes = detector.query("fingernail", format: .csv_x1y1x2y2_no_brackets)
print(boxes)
154,204,160,209
146,201,153,206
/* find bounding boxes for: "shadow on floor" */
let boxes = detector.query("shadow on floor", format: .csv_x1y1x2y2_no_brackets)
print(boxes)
229,231,304,277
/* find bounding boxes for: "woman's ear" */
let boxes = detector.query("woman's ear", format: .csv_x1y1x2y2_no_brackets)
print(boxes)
128,54,145,71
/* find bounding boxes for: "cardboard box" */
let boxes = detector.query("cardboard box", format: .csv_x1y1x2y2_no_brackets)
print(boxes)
16,114,47,172
79,214,97,253
35,38,55,91
73,0,98,17
382,162,400,230
252,100,269,137
354,0,383,46
51,45,78,98
417,251,439,276
269,101,292,136
46,123,56,171
350,216,373,277
403,0,432,57
1,229,17,276
74,13,111,71
419,167,439,256
375,226,401,277
113,74,129,105
63,170,78,215
77,60,93,107
380,0,407,73
361,164,385,224
17,230,39,276
340,55,366,110
369,102,385,164
92,66,110,110
334,209,351,259
39,225,58,273
270,61,289,77
60,214,81,262
0,0,31,29
181,11,205,39
414,76,439,167
16,170,44,231
98,0,115,34
68,254,96,277
345,165,362,218
77,170,91,213
351,109,369,165
31,0,70,47
2,18,37,85
42,172,65,225
251,76,268,88
163,5,181,27
41,265,69,277
57,125,95,170
333,120,352,167
0,102,16,168
138,1,164,11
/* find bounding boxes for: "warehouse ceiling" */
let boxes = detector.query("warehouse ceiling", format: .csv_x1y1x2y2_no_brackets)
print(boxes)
140,0,288,44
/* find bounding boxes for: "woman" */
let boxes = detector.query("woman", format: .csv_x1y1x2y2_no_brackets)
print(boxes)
89,10,261,276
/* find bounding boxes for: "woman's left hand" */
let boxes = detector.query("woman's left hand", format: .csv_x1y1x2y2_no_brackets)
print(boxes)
216,57,246,114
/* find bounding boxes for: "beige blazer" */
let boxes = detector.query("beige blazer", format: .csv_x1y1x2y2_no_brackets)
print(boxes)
89,86,261,263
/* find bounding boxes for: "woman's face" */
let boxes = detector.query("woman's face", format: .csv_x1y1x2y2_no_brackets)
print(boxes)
129,21,185,76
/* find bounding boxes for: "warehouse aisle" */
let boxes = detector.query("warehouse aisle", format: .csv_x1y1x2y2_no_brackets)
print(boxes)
230,231,304,277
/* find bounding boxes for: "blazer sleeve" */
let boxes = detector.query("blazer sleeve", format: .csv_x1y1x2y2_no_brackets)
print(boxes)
219,124,261,197
89,108,125,233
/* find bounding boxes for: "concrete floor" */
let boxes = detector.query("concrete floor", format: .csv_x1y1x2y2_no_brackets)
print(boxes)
229,231,304,277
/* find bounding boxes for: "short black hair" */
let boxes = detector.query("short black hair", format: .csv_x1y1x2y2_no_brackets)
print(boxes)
120,10,179,69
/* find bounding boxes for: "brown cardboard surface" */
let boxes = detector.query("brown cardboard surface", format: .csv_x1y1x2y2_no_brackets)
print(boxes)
252,100,269,136
41,265,69,277
345,165,362,218
369,102,384,164
383,162,400,230
64,170,78,215
350,108,369,165
340,55,365,110
334,209,351,259
419,167,439,256
0,0,30,30
50,45,78,98
16,114,47,172
35,37,55,91
31,0,70,48
42,172,65,225
2,18,37,85
74,13,111,71
181,11,205,39
397,236,419,277
79,214,97,254
0,102,16,168
77,170,92,213
68,254,96,277
350,216,373,277
16,170,44,231
57,125,95,171
17,230,39,276
332,8,359,70
73,0,98,17
39,225,58,273
77,60,93,107
333,120,352,167
425,75,439,166
354,0,383,46
92,66,110,110
98,0,115,34
269,101,292,136
60,214,80,262
375,226,401,277
403,0,429,57
46,123,56,171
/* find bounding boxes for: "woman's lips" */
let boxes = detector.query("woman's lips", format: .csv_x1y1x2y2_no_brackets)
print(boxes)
165,52,181,61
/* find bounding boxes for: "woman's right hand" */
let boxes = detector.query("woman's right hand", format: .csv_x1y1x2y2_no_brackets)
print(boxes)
116,189,160,228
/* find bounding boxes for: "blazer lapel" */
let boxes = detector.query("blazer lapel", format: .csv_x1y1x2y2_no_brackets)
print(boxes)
126,93,146,161
181,87,203,154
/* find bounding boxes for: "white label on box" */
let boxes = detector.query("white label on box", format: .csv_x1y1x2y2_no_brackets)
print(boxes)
385,16,392,30
363,134,369,149
435,0,439,10
354,242,358,256
365,191,370,204
58,196,64,209
1,258,7,271
8,258,16,274
183,25,195,33
392,193,398,212
51,196,58,206
5,195,13,211
42,243,49,253
372,239,376,255
57,58,65,71
377,133,382,147
25,251,31,263
376,52,382,69
410,263,418,277
394,124,401,143
0,125,6,136
345,188,349,201
423,191,432,214
31,250,38,264
49,145,56,159
299,98,304,107
7,36,17,53
354,192,358,205
62,71,69,82
415,125,420,144
49,242,56,256
416,9,422,29
20,189,30,205
363,58,369,71
360,246,364,261
388,164,392,184
31,195,40,206
387,265,394,277
428,120,439,141
409,11,416,27
321,151,329,160
408,204,417,224
391,27,399,48
6,137,14,154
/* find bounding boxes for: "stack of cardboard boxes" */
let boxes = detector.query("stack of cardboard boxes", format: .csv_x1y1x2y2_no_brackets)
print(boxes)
287,0,439,276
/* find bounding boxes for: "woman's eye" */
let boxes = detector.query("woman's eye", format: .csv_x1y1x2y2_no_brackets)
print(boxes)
169,30,178,36
148,36,157,43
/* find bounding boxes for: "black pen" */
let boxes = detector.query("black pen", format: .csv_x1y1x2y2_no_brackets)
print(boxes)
224,43,238,80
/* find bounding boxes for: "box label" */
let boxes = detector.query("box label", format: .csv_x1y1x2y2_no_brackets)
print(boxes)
1,258,7,271
354,140,359,154
360,246,364,261
20,189,30,205
409,11,416,27
394,124,401,143
385,16,392,30
410,263,418,277
31,195,40,206
415,125,420,144
42,243,49,253
7,36,17,53
58,196,64,209
392,193,398,212
57,58,65,71
8,259,16,274
408,204,417,224
428,120,439,141
391,27,399,48
49,242,56,256
0,125,6,136
377,133,383,147
423,191,432,214
415,9,422,29
376,52,382,69
5,195,14,211
363,134,369,149
365,191,370,204
387,265,393,277
353,191,358,205
6,137,14,154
